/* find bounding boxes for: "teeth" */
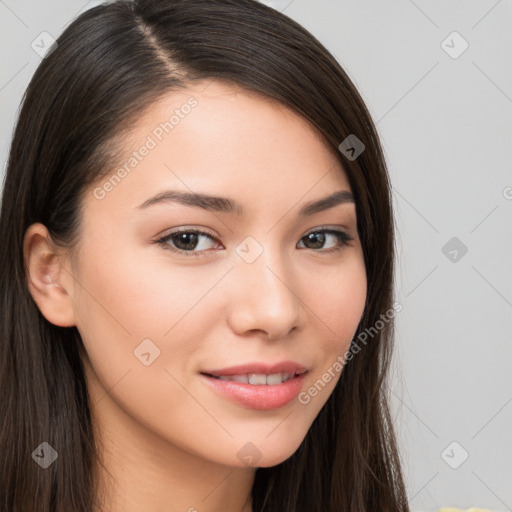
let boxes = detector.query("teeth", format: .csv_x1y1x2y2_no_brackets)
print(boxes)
266,373,288,385
249,373,267,385
230,374,250,384
217,372,293,385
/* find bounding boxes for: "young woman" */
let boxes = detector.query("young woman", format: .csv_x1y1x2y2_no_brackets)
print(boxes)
0,0,409,510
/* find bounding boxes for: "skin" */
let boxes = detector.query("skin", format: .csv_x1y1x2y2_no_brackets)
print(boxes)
24,80,367,512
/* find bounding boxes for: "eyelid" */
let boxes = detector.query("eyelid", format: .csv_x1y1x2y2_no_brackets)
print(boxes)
303,224,353,237
155,225,221,243
156,224,353,241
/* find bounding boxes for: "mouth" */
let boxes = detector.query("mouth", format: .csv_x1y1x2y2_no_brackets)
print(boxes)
199,364,310,410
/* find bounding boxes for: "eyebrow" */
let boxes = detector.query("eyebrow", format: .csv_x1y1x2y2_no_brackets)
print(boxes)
136,188,354,217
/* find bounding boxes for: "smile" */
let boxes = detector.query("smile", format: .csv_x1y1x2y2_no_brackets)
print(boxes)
200,371,309,410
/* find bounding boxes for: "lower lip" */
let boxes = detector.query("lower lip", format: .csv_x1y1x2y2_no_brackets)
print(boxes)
200,372,308,411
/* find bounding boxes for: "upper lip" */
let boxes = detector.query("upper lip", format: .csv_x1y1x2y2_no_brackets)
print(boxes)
201,361,309,377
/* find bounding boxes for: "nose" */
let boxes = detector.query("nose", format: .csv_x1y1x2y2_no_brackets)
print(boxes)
226,248,305,340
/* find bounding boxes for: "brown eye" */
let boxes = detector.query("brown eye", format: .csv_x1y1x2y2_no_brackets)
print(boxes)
169,232,201,251
156,229,220,257
298,229,354,252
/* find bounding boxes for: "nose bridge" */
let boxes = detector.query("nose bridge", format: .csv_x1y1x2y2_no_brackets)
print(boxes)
227,236,303,337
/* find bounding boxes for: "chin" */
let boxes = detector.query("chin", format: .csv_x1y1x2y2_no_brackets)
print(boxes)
228,436,305,469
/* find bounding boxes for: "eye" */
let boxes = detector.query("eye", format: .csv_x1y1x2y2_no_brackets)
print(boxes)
155,226,355,258
297,228,354,253
156,228,221,258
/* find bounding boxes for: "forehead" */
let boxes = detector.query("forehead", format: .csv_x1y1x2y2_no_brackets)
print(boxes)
86,79,352,219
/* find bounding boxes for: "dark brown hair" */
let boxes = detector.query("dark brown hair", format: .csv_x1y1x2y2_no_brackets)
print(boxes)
0,0,409,510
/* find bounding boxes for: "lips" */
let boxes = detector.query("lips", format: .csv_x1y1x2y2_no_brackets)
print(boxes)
199,361,310,410
200,369,309,410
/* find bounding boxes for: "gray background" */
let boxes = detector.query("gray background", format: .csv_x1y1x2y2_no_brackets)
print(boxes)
1,1,511,510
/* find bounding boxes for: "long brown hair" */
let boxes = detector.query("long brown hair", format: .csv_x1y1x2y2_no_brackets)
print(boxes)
0,0,409,510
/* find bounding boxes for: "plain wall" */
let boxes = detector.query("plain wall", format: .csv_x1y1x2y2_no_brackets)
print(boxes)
1,1,511,510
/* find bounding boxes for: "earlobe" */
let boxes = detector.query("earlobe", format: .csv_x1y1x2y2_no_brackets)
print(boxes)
23,222,77,327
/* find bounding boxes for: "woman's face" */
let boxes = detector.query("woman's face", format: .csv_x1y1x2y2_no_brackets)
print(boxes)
68,80,367,468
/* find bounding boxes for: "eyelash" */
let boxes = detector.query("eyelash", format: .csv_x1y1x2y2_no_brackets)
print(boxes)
155,226,355,258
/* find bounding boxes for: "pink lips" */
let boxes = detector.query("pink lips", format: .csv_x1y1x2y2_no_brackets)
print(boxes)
200,360,309,411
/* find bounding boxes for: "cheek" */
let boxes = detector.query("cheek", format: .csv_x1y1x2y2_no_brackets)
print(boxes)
72,247,218,442
315,255,367,344
293,258,366,414
308,254,367,386
71,243,226,387
73,242,209,337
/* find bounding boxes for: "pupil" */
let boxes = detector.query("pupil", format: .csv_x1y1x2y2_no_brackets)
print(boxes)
306,232,325,249
174,232,198,250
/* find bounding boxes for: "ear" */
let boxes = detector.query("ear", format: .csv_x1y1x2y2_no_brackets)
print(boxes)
23,222,77,327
